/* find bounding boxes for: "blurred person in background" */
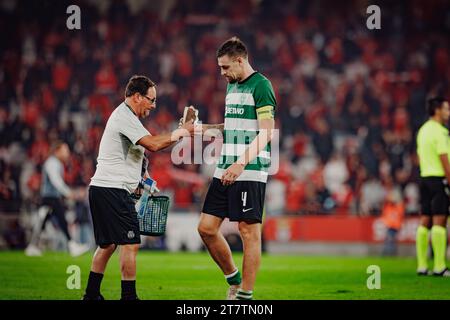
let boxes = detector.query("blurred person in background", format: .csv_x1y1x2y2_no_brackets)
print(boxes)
416,97,450,276
381,188,405,256
24,141,89,257
359,174,386,215
265,177,286,216
323,152,349,197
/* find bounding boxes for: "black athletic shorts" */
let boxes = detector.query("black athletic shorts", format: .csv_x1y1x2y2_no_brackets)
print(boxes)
202,178,266,223
419,177,450,216
88,186,141,246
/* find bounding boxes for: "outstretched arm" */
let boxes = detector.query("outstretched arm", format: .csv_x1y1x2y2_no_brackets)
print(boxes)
137,121,195,152
202,123,224,131
201,123,224,137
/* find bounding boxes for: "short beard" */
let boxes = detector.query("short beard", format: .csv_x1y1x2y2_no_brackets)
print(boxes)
227,74,241,83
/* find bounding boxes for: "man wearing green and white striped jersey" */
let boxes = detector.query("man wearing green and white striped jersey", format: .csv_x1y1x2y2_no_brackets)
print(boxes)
198,37,276,300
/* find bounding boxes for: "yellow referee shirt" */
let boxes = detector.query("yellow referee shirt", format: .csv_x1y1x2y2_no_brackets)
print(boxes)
416,119,450,177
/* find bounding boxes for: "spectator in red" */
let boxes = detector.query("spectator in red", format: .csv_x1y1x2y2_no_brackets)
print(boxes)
95,62,118,95
52,58,71,92
29,131,50,165
285,178,305,214
21,98,40,128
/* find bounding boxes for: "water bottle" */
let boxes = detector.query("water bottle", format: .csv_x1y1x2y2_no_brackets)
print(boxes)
142,177,159,193
136,178,159,217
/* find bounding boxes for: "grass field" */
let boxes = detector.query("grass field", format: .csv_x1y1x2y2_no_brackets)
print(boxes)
0,250,449,300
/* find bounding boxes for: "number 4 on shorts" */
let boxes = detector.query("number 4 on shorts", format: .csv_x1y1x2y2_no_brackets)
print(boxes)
241,192,247,207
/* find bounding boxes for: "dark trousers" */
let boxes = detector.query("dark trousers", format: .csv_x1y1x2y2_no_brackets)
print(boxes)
40,197,71,241
382,228,398,256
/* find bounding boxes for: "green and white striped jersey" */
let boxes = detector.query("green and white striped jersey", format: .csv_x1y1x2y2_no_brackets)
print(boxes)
214,72,276,183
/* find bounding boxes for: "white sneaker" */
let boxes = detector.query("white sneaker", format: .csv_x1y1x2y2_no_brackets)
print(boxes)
25,244,42,256
417,268,430,276
226,284,240,300
433,267,450,277
68,240,90,257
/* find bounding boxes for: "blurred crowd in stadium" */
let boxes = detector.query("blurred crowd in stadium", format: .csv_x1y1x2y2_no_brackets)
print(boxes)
0,0,449,248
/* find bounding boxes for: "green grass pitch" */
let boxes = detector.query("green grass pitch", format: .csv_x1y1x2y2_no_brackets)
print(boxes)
0,250,449,300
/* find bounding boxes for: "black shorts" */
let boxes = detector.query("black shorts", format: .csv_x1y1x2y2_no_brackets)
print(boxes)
419,177,450,216
88,186,141,246
202,178,266,223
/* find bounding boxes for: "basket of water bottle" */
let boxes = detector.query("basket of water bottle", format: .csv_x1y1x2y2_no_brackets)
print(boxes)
134,178,170,236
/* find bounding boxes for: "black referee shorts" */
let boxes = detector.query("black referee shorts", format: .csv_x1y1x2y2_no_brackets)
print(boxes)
419,177,450,216
202,178,266,223
88,186,141,247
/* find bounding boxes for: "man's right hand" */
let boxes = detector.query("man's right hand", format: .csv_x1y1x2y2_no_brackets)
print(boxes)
180,119,195,136
183,105,199,124
171,119,195,141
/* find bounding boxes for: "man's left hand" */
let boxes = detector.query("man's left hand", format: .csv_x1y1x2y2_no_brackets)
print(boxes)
221,163,245,186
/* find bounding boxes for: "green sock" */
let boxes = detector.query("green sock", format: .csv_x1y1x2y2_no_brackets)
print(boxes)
225,270,241,286
431,225,447,272
416,226,429,270
236,289,253,300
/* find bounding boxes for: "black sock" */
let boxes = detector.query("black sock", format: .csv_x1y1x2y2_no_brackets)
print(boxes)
85,271,103,297
121,280,137,300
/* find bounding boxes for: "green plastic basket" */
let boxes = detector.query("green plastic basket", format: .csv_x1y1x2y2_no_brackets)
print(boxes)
137,195,170,236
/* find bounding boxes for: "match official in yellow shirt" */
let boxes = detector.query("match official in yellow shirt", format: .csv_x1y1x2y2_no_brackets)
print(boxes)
416,97,450,277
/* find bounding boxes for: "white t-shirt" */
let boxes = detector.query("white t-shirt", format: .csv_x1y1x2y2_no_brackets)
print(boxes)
90,102,150,193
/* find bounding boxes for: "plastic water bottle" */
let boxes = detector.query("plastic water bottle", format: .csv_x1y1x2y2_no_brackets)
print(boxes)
135,178,159,217
142,177,159,193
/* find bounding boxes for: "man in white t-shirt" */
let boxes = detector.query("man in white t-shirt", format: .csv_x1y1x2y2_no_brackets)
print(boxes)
83,75,194,300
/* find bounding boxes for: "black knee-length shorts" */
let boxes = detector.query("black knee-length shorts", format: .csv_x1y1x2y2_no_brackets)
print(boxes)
88,186,141,247
202,178,266,223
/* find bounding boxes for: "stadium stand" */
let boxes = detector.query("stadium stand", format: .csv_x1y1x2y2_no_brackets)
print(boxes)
0,0,449,251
